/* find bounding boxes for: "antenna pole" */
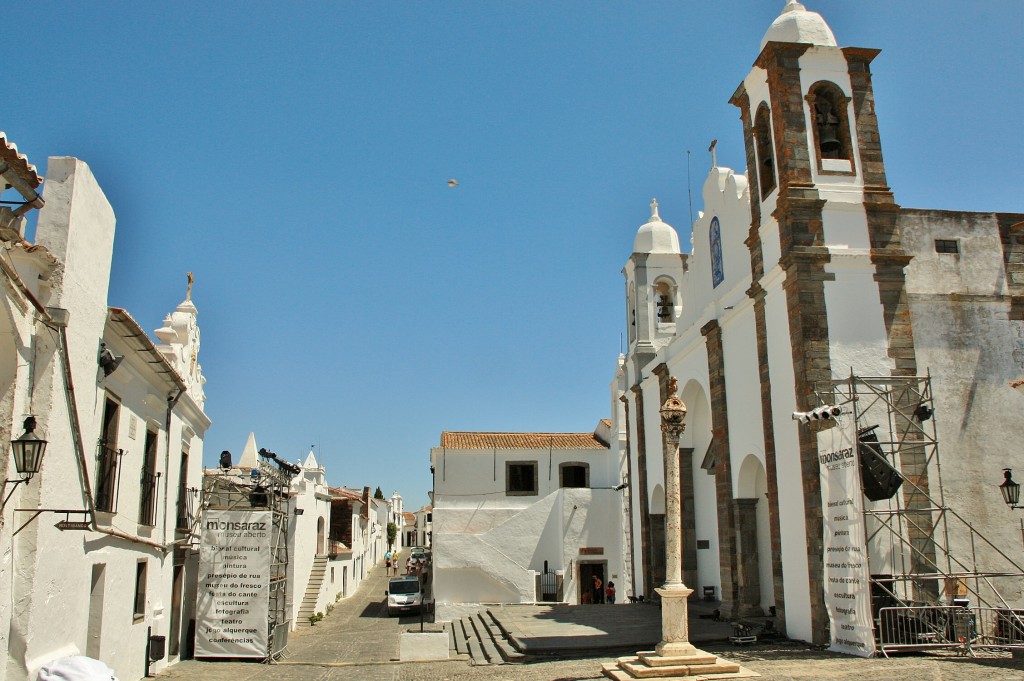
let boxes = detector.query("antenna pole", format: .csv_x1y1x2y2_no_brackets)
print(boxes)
686,150,694,228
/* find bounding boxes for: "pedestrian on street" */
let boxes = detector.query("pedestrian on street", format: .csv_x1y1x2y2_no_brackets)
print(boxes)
592,574,604,604
605,580,616,604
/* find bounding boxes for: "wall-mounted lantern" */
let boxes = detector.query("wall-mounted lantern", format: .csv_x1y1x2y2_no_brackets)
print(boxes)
3,416,47,510
999,468,1021,509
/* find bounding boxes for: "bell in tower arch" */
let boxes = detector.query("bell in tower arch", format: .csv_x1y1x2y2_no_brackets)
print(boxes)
815,99,843,159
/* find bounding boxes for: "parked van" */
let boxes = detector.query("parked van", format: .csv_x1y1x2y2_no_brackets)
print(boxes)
385,576,422,616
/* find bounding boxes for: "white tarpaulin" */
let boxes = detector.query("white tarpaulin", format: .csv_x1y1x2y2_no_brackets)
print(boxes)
195,509,271,658
818,419,875,657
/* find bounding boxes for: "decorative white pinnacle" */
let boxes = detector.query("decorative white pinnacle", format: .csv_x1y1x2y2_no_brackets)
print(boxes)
783,0,805,13
650,198,660,221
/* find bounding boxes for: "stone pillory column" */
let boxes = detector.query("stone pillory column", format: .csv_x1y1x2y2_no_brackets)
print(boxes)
601,377,757,680
656,376,694,655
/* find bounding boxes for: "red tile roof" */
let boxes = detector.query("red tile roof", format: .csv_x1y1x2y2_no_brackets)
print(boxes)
440,431,608,450
0,132,42,188
329,486,362,501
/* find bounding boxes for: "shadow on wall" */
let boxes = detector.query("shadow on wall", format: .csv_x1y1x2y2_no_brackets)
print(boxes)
434,566,521,604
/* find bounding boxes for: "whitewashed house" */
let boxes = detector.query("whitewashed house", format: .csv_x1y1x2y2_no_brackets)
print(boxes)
430,425,625,612
402,511,417,548
284,447,333,628
412,505,432,549
0,145,209,680
325,486,386,596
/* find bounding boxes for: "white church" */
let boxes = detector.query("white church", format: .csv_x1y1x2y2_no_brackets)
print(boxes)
613,0,1024,649
432,1,1024,654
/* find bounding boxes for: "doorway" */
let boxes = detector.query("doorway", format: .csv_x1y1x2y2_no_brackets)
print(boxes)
169,564,184,657
86,564,105,659
577,561,606,604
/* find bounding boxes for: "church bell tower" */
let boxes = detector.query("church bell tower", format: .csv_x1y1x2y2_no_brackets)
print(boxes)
728,1,917,645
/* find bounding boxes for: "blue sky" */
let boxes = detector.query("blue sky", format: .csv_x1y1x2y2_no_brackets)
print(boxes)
4,2,1021,509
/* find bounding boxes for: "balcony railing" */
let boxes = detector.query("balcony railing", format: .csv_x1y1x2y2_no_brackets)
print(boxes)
176,485,196,531
95,445,123,513
139,467,160,526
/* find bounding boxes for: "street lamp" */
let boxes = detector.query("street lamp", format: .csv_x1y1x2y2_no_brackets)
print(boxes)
3,416,47,510
999,469,1021,509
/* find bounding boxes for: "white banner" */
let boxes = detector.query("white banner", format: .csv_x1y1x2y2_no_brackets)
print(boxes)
195,509,271,658
818,419,875,657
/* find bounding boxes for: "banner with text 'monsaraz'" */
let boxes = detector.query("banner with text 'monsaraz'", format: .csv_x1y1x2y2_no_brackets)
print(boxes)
817,419,875,657
196,509,272,658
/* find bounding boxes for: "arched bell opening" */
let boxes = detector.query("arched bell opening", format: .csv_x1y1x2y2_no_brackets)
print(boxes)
753,103,777,199
806,81,854,169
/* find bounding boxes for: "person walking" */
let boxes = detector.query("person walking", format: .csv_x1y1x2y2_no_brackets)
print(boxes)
592,574,604,604
605,580,616,604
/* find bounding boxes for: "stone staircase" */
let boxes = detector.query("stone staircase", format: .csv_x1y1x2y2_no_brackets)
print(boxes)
297,556,328,624
448,610,526,665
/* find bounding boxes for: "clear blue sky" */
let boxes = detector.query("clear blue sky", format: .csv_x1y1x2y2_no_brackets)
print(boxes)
5,2,1021,509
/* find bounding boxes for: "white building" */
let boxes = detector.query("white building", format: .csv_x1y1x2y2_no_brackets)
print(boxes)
615,1,1024,648
388,491,404,550
0,145,210,679
284,446,334,628
430,425,625,611
215,438,396,630
411,505,432,549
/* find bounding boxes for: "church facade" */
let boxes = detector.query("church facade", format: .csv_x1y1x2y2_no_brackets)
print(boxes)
614,1,1024,646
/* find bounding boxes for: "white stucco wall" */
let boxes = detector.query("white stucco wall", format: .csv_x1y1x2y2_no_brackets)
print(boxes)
431,444,622,607
0,158,211,681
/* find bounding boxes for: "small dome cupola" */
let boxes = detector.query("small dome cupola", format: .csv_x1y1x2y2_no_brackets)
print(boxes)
760,0,837,51
633,199,681,254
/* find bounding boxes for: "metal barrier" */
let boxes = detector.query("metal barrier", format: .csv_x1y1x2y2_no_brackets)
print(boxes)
877,605,1024,657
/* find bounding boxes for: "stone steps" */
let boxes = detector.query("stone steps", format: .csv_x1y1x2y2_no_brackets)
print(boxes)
601,649,756,680
297,556,329,622
452,610,526,665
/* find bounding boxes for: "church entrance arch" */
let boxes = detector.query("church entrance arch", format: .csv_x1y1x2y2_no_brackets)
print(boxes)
737,454,774,614
679,379,718,598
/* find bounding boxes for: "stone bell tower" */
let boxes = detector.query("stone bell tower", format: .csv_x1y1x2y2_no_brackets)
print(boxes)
727,1,918,644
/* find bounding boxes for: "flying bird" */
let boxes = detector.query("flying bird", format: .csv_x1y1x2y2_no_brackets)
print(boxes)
447,179,458,187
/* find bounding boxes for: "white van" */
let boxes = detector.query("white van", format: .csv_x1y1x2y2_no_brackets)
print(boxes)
385,576,422,616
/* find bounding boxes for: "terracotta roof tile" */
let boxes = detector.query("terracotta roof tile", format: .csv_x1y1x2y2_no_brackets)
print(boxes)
0,132,42,188
328,486,361,501
440,431,609,450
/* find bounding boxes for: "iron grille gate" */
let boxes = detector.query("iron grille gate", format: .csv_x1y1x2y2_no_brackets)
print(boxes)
539,570,558,602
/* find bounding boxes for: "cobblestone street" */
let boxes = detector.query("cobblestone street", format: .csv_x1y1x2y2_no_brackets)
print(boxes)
154,556,1023,681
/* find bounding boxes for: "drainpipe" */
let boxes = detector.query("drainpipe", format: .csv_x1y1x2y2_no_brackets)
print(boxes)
54,325,167,551
161,388,185,545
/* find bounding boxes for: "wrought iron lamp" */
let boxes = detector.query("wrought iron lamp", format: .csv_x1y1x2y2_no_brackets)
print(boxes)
3,416,47,509
999,468,1021,509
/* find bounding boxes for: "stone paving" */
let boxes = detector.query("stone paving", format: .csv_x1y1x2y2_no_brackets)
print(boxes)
156,554,1024,681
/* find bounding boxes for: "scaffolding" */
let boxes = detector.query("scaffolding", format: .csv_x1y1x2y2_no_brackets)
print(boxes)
813,374,1024,652
200,460,292,660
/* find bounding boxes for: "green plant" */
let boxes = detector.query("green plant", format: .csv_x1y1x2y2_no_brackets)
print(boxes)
387,521,398,549
308,612,324,625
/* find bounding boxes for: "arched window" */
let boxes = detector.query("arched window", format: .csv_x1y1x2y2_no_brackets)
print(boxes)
709,216,724,288
559,462,590,488
753,103,776,198
806,81,853,168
